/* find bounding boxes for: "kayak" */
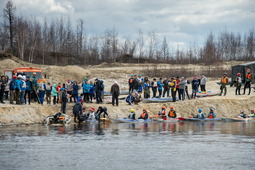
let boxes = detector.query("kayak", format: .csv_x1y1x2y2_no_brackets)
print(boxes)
195,91,220,97
184,118,222,121
44,113,72,125
111,118,152,123
143,97,179,103
85,118,111,123
104,91,129,96
153,117,182,122
222,117,255,122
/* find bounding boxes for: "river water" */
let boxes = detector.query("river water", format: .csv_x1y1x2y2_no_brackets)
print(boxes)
0,121,254,170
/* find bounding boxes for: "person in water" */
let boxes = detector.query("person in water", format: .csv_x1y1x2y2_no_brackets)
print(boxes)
207,108,216,118
95,106,109,121
168,106,176,118
195,109,205,119
128,109,136,120
158,106,167,119
87,107,96,121
72,101,83,123
138,109,149,120
248,109,255,118
238,110,246,118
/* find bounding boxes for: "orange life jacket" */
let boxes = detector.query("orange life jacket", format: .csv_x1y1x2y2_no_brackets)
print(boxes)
129,78,133,83
221,77,227,84
208,113,214,119
141,112,147,118
169,110,176,118
59,117,65,121
246,73,252,79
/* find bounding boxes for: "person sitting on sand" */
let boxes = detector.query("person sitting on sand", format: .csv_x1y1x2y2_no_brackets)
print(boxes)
126,93,135,105
134,91,142,105
248,110,255,118
195,109,205,119
138,109,149,120
168,106,176,118
158,106,167,119
238,110,246,118
207,108,216,118
128,109,136,120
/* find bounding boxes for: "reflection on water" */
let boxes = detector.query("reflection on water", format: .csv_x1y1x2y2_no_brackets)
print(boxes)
0,121,254,170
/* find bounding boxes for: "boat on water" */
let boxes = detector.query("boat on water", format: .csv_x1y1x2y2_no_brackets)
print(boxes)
222,117,255,122
44,112,72,125
184,118,222,121
111,118,152,123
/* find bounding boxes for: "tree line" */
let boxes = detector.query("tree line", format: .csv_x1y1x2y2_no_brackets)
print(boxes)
1,0,255,66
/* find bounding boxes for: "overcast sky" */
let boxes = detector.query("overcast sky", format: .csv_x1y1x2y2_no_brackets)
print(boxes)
1,0,255,49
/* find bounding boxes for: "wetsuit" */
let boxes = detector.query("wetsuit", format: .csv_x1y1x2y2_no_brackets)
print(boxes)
73,102,83,122
95,107,109,121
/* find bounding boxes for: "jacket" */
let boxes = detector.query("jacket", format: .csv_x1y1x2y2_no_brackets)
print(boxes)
83,83,90,93
15,79,22,91
178,80,187,90
157,81,164,90
10,79,16,90
25,80,32,91
51,84,57,96
200,77,207,85
110,84,120,96
89,84,94,94
73,84,79,95
192,79,199,90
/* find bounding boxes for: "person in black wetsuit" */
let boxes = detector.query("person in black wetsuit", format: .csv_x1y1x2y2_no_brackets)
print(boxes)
73,101,83,123
95,106,109,121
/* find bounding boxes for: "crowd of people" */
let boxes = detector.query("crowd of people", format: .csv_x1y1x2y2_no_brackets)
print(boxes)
0,69,253,117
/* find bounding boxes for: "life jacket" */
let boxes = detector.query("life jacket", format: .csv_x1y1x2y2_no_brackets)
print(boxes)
221,77,227,84
208,113,214,118
141,112,147,118
246,73,252,80
58,116,65,121
197,113,204,119
129,78,133,83
169,110,176,118
159,110,166,116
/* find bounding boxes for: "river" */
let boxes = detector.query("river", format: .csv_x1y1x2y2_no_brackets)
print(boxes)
0,121,254,170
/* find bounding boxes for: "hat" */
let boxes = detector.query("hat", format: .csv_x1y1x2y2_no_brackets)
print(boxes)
130,109,135,113
22,76,26,80
89,107,95,111
12,75,17,79
198,109,203,112
32,72,36,75
247,69,251,72
114,81,118,84
170,106,174,109
18,75,23,79
162,106,166,109
194,76,197,79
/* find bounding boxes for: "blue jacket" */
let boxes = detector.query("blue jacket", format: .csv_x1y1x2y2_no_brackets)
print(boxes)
15,79,22,91
89,84,94,94
25,80,32,91
10,79,16,90
157,81,164,90
73,84,79,95
126,94,135,104
83,83,90,93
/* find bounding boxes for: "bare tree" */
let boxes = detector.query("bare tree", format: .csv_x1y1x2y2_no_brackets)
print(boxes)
3,0,16,51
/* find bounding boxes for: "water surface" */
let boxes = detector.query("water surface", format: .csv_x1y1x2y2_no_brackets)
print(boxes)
0,121,254,170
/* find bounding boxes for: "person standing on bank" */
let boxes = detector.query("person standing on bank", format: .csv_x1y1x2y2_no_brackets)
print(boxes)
110,81,120,106
243,69,253,95
200,74,207,93
220,73,228,96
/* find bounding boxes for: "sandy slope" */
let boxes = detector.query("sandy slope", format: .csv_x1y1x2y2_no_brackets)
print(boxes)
0,56,253,125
